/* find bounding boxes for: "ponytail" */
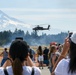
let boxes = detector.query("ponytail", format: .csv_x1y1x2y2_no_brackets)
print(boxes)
68,58,76,73
12,58,23,75
68,41,76,73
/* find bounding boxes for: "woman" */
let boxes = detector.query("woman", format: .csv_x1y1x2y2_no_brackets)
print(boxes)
37,46,44,69
0,39,41,75
48,45,58,73
52,32,76,75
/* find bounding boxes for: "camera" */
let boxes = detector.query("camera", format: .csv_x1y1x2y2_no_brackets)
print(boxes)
15,37,23,40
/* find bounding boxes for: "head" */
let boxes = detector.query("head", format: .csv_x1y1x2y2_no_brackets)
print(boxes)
49,45,57,53
9,39,28,62
4,48,7,51
9,39,28,75
44,47,47,49
38,46,42,49
38,46,43,55
68,32,76,73
49,45,56,58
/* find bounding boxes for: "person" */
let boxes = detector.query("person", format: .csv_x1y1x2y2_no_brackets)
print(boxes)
0,48,8,66
52,40,69,73
0,39,41,75
43,47,49,66
48,45,58,73
52,32,76,75
28,45,36,62
37,46,44,69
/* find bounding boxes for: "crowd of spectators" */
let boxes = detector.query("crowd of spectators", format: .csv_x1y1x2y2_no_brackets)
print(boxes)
0,31,76,75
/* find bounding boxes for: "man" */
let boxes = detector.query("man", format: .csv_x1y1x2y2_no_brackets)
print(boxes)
43,47,49,66
0,48,8,66
28,45,36,62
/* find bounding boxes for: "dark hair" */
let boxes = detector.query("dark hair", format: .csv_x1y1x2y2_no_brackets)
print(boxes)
68,40,76,73
4,48,7,51
9,39,28,75
38,46,43,55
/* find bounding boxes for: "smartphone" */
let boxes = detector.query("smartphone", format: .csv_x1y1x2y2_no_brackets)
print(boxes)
68,32,73,38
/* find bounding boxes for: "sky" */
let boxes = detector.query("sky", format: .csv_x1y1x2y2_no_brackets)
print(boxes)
0,0,76,34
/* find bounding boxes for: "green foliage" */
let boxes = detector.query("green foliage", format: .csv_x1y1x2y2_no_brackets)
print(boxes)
0,29,68,46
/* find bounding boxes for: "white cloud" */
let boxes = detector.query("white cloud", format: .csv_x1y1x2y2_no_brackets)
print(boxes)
14,14,76,22
1,8,76,13
1,8,76,22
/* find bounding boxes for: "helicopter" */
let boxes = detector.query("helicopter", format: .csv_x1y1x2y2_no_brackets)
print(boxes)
32,25,50,31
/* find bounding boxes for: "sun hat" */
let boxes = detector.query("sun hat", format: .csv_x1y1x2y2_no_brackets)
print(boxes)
70,31,76,44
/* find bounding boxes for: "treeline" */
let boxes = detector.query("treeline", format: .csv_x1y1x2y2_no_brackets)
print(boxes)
0,28,68,46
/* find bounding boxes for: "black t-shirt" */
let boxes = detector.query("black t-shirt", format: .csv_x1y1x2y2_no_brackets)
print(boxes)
43,49,49,60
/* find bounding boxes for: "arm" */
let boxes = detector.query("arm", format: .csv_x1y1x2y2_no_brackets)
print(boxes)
3,56,35,68
52,55,56,67
2,59,12,68
52,38,70,73
0,52,3,56
26,56,35,67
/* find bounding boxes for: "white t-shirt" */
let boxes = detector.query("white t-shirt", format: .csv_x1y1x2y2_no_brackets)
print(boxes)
54,58,76,75
0,66,41,75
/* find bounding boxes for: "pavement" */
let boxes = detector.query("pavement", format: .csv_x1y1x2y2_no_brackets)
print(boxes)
40,67,50,75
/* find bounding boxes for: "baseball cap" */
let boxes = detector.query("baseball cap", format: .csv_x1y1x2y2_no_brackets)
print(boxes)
70,31,76,44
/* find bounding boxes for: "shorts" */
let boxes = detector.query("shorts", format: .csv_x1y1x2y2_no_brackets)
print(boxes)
1,58,8,66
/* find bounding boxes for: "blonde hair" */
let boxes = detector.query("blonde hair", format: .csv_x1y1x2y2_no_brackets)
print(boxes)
49,45,56,58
